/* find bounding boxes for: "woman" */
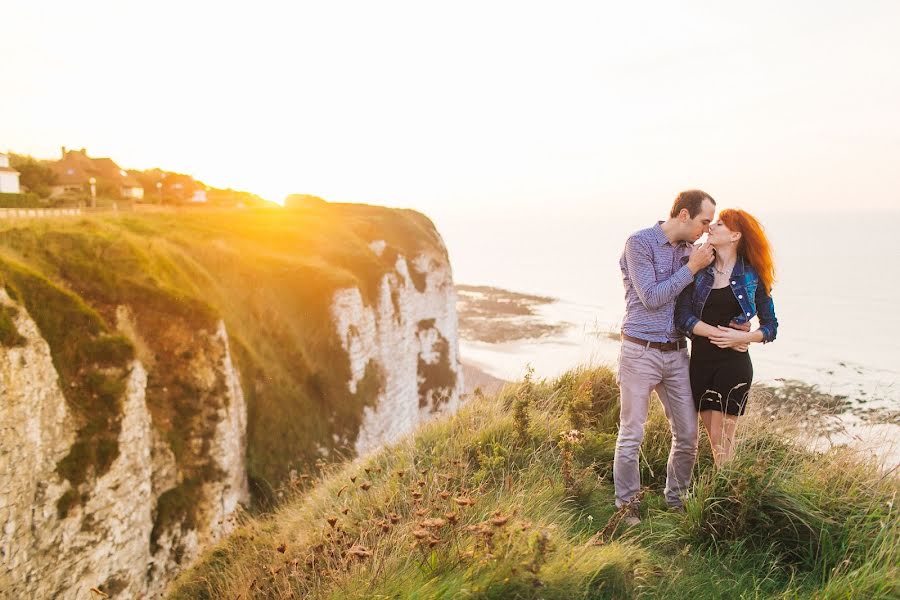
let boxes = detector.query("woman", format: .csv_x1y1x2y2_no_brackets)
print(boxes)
675,208,778,467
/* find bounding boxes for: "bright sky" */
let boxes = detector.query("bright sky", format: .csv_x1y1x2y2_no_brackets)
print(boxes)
2,1,898,215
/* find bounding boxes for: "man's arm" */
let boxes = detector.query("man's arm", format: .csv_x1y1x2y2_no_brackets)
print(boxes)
623,236,696,310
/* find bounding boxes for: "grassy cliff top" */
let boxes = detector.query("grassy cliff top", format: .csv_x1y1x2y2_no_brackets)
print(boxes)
169,365,899,599
0,204,448,518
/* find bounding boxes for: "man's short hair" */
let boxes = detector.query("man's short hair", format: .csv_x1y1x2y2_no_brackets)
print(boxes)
670,190,715,218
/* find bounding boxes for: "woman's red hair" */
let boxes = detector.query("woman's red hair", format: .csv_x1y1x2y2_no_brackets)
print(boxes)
719,208,776,294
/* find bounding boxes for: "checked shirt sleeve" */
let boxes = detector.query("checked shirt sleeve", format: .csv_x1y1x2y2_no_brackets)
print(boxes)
623,235,694,310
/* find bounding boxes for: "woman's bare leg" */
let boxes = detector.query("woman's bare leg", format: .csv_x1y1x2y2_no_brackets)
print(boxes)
700,409,725,467
720,415,740,464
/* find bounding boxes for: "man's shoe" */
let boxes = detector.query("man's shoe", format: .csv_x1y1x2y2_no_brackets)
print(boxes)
623,503,641,527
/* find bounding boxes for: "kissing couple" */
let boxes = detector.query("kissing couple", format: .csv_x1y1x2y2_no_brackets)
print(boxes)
614,189,778,525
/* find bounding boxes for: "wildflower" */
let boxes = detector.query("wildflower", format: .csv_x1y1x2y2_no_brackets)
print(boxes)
360,481,372,491
439,491,450,500
326,516,338,528
444,512,458,524
389,513,401,524
412,528,429,539
454,496,475,507
561,429,583,443
411,491,423,500
276,542,286,553
421,518,446,528
490,515,509,527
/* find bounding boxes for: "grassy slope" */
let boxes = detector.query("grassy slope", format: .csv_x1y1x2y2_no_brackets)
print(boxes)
0,205,447,524
169,366,899,600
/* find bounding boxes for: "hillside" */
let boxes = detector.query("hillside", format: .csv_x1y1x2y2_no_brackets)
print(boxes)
0,204,463,597
170,366,899,599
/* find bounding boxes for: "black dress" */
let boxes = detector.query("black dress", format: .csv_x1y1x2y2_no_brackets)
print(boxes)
689,286,754,416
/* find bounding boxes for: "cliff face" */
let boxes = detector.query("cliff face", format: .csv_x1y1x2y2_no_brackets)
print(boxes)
0,205,462,597
332,242,463,456
0,287,248,598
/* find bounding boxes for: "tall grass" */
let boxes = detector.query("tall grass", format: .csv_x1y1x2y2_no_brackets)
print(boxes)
168,365,899,599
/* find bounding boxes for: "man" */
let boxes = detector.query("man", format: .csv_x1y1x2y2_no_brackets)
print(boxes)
614,189,716,524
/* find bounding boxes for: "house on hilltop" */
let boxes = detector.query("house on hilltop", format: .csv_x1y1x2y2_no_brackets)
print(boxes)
0,153,21,194
128,168,207,203
49,147,144,200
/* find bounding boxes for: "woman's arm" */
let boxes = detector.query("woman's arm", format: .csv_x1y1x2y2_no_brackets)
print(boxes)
691,320,751,352
755,285,778,343
709,326,762,349
709,282,777,347
690,320,720,338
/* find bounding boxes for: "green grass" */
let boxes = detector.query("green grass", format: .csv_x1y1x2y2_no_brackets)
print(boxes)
0,204,448,525
167,365,899,599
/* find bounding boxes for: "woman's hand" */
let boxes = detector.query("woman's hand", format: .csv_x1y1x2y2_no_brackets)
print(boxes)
709,326,750,349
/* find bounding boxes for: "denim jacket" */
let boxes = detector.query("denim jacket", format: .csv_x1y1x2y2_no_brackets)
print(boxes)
675,255,778,343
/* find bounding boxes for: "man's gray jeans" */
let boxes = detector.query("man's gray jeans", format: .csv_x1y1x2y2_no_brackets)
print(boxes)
614,339,698,508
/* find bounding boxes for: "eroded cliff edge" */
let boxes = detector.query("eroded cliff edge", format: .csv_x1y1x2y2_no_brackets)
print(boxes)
0,204,462,598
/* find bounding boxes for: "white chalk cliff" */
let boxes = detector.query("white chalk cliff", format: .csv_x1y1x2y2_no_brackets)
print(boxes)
0,288,248,599
332,242,464,456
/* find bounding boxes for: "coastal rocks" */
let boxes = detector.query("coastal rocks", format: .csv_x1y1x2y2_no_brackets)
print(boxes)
0,296,248,598
332,244,464,455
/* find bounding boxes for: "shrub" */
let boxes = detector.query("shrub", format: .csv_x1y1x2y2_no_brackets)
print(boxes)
0,192,44,208
0,305,26,346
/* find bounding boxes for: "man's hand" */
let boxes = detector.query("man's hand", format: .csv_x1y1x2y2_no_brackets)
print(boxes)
728,320,751,332
687,243,715,274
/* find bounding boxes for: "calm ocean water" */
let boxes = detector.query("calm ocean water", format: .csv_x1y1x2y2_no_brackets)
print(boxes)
436,210,900,412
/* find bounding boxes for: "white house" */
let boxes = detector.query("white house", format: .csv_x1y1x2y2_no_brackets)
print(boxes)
0,153,21,194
